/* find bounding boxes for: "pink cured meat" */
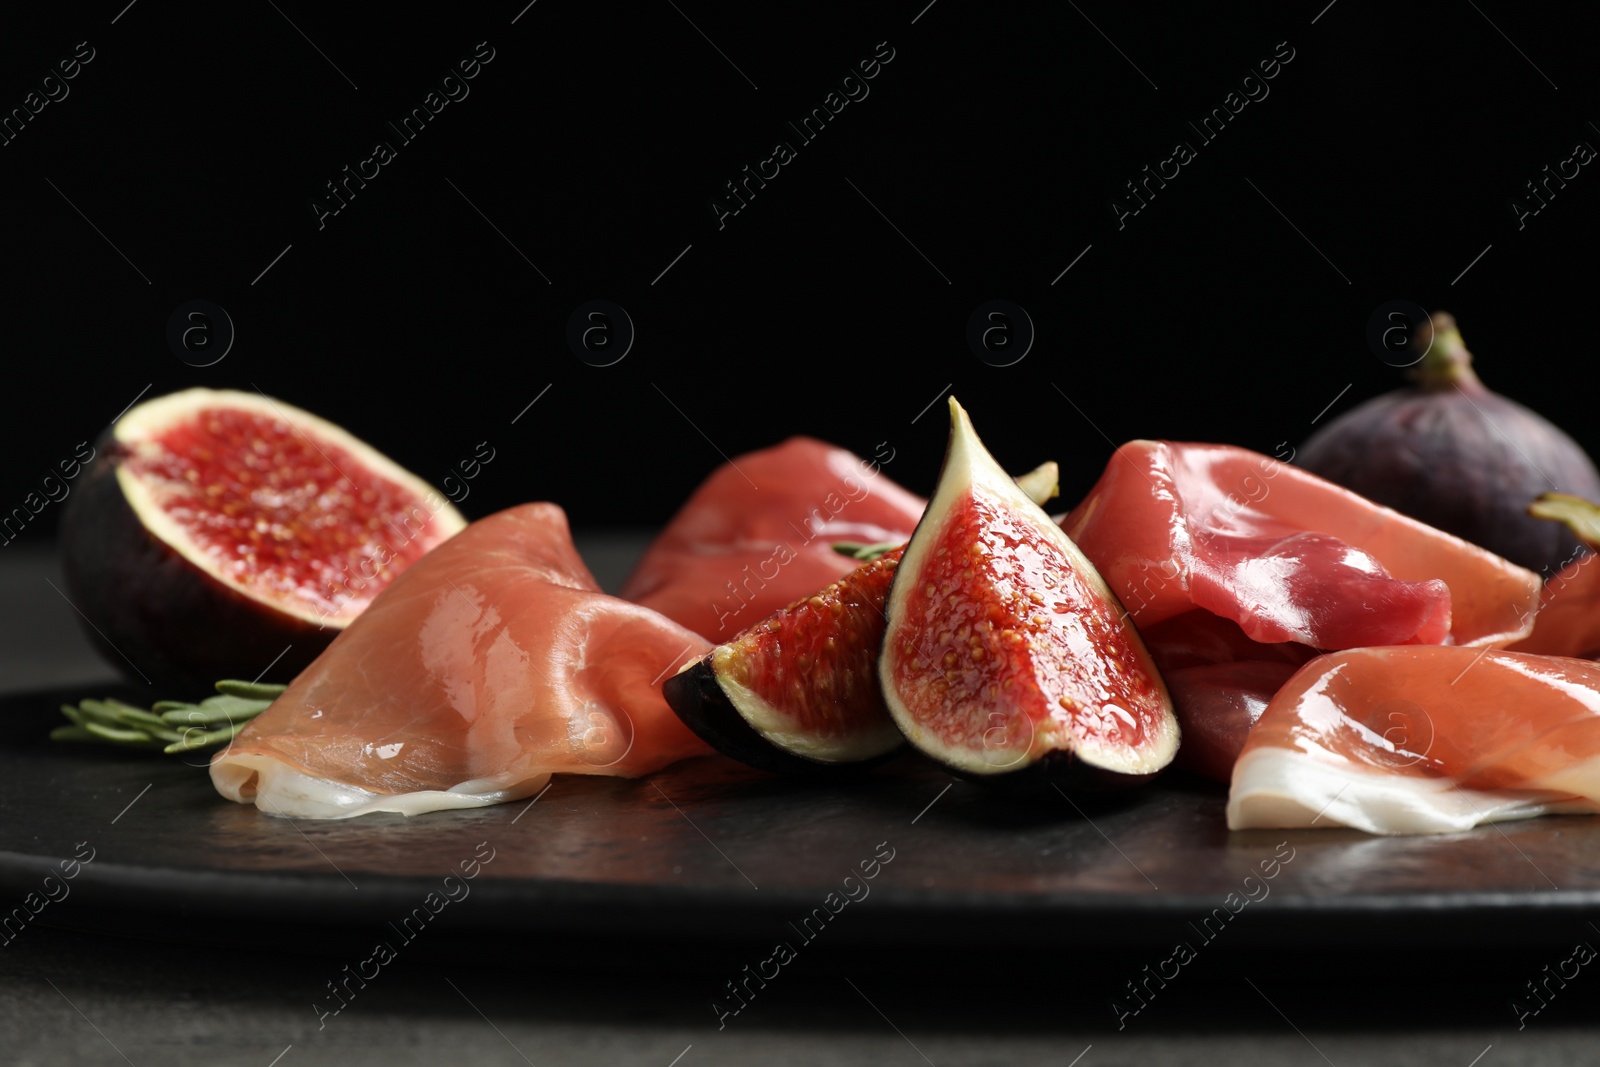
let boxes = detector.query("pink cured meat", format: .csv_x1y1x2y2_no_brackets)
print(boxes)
211,503,716,819
1163,660,1303,783
1228,646,1600,834
1061,441,1541,649
1139,609,1318,673
621,437,921,640
1510,555,1600,659
1140,611,1317,783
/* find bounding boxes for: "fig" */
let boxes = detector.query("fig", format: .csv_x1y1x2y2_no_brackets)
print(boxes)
664,548,909,774
879,398,1179,789
1299,312,1600,577
59,388,466,689
664,463,1061,775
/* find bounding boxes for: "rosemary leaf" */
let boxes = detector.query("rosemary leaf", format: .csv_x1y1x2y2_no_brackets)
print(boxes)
830,539,901,562
163,723,244,754
77,700,137,727
83,721,161,744
161,698,270,726
100,699,170,728
215,680,288,701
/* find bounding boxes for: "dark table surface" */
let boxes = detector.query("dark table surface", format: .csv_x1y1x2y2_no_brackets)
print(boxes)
4,539,1599,1067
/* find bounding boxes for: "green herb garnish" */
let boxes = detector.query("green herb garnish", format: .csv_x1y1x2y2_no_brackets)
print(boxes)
830,540,902,563
53,680,287,753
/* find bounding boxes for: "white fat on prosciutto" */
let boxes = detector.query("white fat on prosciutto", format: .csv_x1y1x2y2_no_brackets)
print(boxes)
211,504,714,819
1228,646,1600,835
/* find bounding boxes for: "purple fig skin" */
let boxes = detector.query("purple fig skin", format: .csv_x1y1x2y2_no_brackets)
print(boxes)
1300,314,1600,578
55,388,470,694
663,659,899,776
59,437,337,693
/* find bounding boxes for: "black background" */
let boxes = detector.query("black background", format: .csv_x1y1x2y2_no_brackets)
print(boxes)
4,8,1600,1057
2,1,1596,542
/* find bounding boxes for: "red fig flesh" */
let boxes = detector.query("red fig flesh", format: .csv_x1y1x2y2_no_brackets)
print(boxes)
60,389,466,688
663,549,908,773
661,463,1060,775
879,398,1179,786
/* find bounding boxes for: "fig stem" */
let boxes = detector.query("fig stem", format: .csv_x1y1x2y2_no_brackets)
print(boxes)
1410,312,1483,390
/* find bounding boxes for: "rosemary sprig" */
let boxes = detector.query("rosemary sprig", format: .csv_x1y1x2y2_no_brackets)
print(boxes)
830,540,902,563
53,680,286,754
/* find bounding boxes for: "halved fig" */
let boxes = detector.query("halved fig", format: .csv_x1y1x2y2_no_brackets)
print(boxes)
60,388,466,689
664,462,1062,775
879,398,1179,789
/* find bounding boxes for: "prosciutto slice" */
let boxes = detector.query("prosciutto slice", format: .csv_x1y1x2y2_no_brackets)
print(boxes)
1140,611,1316,783
1511,555,1600,659
620,437,922,639
211,504,715,819
1061,441,1541,649
1228,646,1600,834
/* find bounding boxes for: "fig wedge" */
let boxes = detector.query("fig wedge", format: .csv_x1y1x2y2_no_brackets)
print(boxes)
664,549,908,774
879,398,1179,789
664,462,1061,775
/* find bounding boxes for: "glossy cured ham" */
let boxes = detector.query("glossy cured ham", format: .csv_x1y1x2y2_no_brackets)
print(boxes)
1228,646,1600,834
1140,611,1316,783
1510,556,1600,659
1511,495,1600,658
211,504,715,818
621,438,921,639
1061,441,1541,649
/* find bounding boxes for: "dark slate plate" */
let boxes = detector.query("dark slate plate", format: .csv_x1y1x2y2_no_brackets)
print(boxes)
4,685,1599,954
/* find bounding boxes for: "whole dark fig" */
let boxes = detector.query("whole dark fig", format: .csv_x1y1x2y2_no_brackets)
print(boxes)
1299,313,1600,577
